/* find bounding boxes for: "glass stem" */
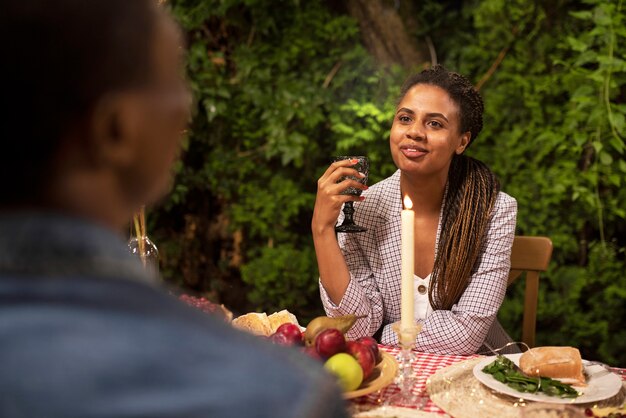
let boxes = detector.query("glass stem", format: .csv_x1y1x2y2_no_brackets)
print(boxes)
342,201,355,225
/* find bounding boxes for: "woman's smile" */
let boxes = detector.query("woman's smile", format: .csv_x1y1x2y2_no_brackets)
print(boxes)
399,144,429,159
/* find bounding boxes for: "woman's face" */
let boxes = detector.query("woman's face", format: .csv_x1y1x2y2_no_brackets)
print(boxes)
389,84,470,179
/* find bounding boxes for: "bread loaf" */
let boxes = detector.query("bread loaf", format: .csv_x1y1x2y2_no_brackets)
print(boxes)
519,346,586,386
268,310,300,333
232,312,272,336
232,310,299,337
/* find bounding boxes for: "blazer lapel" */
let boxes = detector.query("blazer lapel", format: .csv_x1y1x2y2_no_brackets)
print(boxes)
374,170,403,320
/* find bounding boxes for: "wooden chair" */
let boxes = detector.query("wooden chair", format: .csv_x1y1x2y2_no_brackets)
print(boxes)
507,236,553,348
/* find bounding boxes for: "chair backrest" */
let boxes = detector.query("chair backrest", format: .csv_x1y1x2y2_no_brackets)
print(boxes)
507,236,553,348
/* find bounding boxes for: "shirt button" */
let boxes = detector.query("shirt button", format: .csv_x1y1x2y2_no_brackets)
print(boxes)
418,285,427,294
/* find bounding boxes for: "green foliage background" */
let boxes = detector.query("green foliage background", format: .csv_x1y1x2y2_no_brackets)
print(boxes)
156,0,626,365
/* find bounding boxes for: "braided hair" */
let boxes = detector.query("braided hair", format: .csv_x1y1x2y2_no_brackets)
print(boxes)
399,65,500,311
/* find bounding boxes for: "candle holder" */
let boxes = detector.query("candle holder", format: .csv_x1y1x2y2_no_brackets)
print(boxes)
386,322,426,408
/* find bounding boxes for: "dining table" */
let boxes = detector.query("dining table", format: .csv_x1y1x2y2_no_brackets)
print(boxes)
350,346,476,416
350,346,626,418
178,296,626,418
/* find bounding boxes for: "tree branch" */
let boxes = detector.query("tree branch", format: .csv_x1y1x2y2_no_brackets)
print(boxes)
475,27,519,91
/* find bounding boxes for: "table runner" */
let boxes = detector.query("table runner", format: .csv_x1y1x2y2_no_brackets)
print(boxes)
351,346,626,416
351,346,477,415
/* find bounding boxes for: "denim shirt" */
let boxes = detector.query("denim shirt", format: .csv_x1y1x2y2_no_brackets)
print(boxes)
0,213,348,418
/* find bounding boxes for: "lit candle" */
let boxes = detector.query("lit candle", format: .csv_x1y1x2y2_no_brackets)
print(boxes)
400,195,415,341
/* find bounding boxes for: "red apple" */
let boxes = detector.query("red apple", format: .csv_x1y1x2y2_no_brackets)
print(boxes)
275,323,304,346
269,332,290,346
315,328,346,359
357,336,381,364
301,346,323,362
346,341,376,379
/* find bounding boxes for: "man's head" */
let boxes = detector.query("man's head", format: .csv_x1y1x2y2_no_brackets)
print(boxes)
0,0,190,224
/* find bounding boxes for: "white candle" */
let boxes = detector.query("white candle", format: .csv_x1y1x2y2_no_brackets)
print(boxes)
400,195,415,340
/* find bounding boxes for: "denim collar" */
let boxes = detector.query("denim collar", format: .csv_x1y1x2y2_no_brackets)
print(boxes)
0,212,157,286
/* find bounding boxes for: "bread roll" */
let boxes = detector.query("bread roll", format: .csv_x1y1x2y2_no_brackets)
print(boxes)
519,346,586,386
232,312,272,336
268,310,300,333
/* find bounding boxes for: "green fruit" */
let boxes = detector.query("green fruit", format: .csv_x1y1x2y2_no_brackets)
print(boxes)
324,353,363,391
304,315,360,347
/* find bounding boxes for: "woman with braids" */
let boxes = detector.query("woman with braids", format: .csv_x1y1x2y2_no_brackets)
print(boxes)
312,65,517,355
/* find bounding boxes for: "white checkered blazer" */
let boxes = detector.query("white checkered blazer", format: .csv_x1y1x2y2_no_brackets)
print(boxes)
320,170,518,355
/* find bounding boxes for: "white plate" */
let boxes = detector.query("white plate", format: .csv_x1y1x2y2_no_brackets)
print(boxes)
473,354,623,404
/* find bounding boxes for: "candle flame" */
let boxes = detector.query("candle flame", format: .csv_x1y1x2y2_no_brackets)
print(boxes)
403,195,413,210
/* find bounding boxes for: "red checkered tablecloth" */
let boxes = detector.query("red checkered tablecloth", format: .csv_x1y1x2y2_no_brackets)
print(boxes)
351,346,479,415
351,346,626,416
178,298,626,416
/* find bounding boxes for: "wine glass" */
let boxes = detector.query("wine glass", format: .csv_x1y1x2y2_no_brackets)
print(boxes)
334,156,369,233
128,206,160,278
128,235,159,277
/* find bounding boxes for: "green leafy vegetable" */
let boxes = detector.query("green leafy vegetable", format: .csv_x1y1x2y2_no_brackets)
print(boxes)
482,356,580,399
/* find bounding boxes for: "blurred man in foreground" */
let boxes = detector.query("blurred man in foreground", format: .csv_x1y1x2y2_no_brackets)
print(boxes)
0,1,347,417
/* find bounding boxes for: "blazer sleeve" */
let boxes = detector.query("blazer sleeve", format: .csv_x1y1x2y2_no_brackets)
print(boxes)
319,225,384,339
381,192,517,354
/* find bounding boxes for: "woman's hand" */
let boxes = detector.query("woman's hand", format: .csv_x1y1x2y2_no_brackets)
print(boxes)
312,159,367,235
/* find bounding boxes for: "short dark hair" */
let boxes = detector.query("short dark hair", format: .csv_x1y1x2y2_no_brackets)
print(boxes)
0,0,159,205
399,65,484,145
